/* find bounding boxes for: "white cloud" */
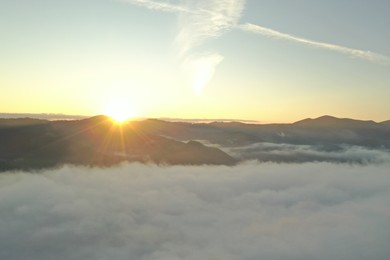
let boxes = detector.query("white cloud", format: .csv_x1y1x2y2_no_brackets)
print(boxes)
174,0,245,56
239,23,390,64
183,53,224,96
227,143,390,164
1,162,390,259
174,0,245,95
118,0,389,96
121,1,390,65
119,0,245,55
119,0,190,13
120,0,246,95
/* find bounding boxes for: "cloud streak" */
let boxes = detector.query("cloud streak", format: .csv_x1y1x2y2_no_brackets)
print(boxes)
238,23,390,64
182,53,224,96
174,0,246,56
1,162,390,259
120,0,245,54
120,0,246,94
121,0,390,64
119,0,190,13
121,0,245,52
174,0,245,95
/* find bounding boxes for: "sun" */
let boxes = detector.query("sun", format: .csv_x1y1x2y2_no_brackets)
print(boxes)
109,111,130,123
101,99,137,123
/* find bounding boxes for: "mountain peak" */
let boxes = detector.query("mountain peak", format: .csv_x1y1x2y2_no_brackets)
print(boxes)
293,115,377,128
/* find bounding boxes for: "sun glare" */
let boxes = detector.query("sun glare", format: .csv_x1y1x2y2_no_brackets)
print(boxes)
110,112,129,123
102,99,137,123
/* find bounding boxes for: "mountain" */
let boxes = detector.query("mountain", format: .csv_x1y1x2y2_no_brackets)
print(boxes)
293,115,377,128
380,120,390,129
132,116,390,148
1,115,389,170
0,116,235,171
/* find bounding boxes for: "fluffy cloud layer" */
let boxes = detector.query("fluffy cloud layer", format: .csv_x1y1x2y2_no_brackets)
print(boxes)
1,162,390,259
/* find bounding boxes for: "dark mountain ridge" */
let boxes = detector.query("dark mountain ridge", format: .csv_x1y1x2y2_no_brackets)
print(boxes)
293,115,377,128
132,115,390,148
0,116,235,171
1,115,389,170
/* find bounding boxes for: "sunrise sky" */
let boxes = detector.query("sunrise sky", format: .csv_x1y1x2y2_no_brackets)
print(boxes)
1,0,389,122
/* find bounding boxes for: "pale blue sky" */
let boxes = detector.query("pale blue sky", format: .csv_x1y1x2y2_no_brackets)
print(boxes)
1,0,389,122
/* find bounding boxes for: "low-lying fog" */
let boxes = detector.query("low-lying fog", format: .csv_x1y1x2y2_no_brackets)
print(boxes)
1,162,389,260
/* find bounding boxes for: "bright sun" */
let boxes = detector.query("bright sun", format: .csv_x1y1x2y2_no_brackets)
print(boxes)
102,99,137,123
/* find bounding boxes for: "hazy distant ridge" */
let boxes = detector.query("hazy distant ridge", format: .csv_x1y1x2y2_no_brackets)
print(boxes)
1,115,389,171
0,115,235,171
0,113,88,120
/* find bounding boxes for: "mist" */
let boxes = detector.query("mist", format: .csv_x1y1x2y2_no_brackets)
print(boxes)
1,162,390,259
226,143,390,164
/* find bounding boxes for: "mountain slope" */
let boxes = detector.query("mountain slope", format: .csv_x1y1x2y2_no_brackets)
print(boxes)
0,116,236,171
293,115,377,128
133,115,390,148
1,115,389,169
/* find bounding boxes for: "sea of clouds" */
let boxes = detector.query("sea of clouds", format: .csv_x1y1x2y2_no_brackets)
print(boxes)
1,162,390,260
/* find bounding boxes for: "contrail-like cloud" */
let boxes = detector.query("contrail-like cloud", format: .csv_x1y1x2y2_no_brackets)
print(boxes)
119,0,389,90
174,0,246,56
182,53,224,96
120,0,245,55
176,0,245,95
238,23,390,64
120,0,246,95
119,0,190,13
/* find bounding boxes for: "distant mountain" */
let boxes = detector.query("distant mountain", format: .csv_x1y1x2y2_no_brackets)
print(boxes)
0,113,88,120
293,115,377,128
380,120,390,129
1,115,389,170
0,116,235,171
132,115,390,149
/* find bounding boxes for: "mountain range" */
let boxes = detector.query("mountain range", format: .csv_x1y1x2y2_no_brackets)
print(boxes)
1,115,389,171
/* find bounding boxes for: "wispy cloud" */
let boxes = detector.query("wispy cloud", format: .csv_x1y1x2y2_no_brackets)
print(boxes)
183,53,224,96
120,0,246,95
239,23,390,64
174,0,246,56
119,0,390,89
175,0,245,95
119,0,190,13
120,0,245,55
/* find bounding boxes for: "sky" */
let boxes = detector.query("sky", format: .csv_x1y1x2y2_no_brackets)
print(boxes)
1,0,389,122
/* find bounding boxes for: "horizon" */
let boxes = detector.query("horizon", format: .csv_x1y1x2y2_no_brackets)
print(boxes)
1,112,390,124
